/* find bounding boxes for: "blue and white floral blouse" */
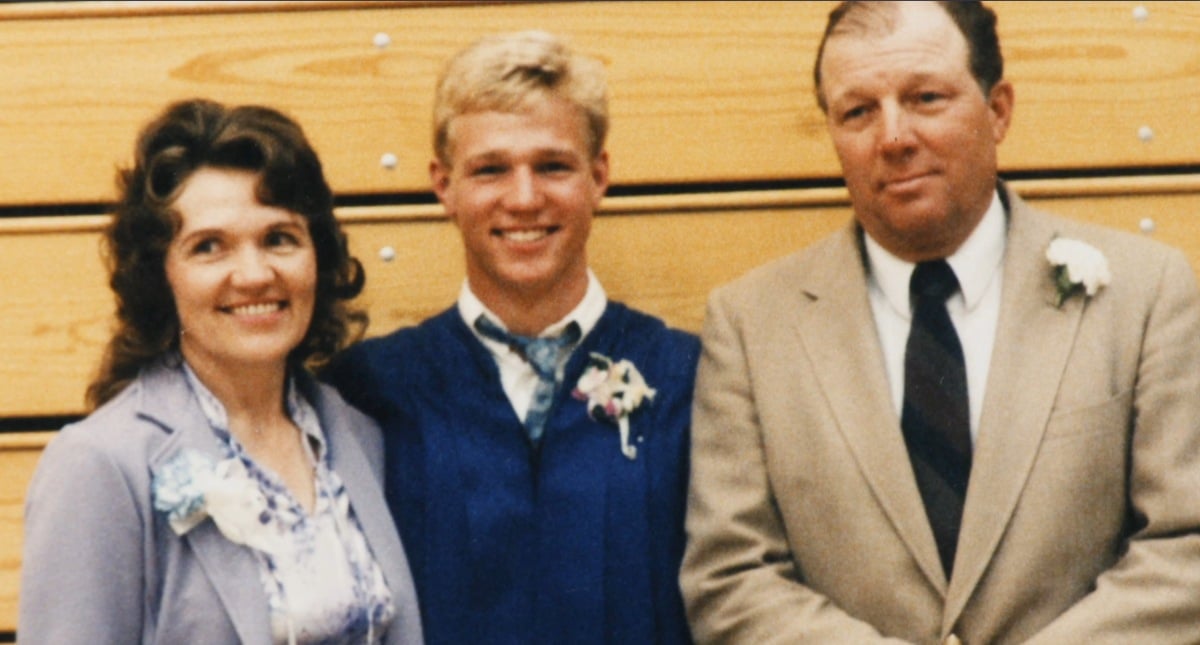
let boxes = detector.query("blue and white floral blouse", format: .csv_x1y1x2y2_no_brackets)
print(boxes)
182,363,395,644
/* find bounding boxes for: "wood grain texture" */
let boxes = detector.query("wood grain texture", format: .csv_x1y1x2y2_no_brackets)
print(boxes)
0,225,112,417
0,1,1197,205
0,1,439,20
3,177,1199,419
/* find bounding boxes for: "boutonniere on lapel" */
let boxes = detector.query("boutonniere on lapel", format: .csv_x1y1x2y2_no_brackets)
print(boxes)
572,352,656,460
1046,237,1111,307
152,449,281,554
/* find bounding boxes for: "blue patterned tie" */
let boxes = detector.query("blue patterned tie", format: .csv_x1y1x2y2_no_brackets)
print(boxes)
474,315,582,444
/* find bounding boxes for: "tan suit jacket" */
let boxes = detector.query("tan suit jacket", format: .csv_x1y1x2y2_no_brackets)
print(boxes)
681,186,1200,644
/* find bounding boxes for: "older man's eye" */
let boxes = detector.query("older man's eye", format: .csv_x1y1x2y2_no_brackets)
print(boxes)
538,160,574,174
840,104,869,123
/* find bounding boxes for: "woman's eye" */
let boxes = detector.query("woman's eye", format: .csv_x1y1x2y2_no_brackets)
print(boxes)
191,238,219,255
265,230,300,247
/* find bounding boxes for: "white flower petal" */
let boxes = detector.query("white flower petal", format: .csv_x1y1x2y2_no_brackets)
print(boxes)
575,366,609,395
573,353,655,459
152,450,281,553
1046,237,1110,301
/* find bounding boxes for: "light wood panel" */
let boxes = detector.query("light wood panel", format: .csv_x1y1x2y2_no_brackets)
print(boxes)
4,177,1200,419
0,1,1198,205
0,1,405,19
0,202,847,417
0,219,113,417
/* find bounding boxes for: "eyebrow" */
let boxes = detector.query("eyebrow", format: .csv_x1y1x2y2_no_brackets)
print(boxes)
831,71,951,102
463,147,580,164
174,215,307,241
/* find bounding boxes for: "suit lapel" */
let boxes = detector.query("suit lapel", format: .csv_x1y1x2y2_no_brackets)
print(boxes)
143,364,272,644
794,227,948,593
944,190,1087,625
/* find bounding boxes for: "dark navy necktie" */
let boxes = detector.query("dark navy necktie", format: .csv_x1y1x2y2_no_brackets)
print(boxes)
474,315,582,445
900,260,972,577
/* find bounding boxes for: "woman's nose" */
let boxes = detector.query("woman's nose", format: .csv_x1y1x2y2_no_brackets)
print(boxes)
230,248,274,286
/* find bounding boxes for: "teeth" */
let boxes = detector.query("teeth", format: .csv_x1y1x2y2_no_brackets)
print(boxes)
230,302,282,316
501,229,549,243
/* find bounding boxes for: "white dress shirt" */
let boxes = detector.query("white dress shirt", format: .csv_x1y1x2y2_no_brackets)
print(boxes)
457,270,607,422
864,191,1007,443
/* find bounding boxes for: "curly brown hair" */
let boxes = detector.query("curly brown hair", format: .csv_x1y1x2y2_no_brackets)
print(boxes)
87,98,366,408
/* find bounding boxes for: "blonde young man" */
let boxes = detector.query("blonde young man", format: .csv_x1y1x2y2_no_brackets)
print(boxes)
682,2,1200,643
326,31,697,645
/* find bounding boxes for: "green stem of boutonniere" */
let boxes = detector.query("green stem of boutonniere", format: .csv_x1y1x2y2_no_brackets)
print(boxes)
1046,237,1111,308
1054,266,1078,308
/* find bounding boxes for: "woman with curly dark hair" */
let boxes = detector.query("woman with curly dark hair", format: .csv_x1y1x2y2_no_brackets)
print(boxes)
20,98,423,644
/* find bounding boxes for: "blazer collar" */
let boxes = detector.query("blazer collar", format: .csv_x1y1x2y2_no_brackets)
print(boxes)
308,381,420,632
139,364,417,643
795,185,1090,604
793,226,951,593
140,361,221,461
140,361,273,644
943,184,1088,628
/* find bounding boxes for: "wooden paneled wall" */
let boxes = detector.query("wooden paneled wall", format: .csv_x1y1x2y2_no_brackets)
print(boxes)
2,0,1199,636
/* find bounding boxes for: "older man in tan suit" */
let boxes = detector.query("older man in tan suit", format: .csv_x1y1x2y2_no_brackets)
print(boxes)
681,2,1200,644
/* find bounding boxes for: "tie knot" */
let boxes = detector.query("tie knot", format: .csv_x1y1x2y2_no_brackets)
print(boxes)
474,315,581,379
910,260,959,302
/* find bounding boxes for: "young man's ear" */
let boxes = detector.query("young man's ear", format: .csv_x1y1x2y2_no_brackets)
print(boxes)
430,159,451,203
430,158,462,227
590,150,610,206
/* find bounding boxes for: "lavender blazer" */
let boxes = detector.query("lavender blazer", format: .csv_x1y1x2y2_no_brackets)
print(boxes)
19,361,424,644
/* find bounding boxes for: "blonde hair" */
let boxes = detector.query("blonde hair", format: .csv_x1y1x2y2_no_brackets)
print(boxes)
433,30,609,164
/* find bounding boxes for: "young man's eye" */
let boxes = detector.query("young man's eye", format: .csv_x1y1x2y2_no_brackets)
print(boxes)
471,164,505,177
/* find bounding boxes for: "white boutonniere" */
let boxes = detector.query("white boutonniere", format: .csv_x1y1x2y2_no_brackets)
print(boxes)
152,450,281,554
572,353,656,460
1046,237,1111,307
